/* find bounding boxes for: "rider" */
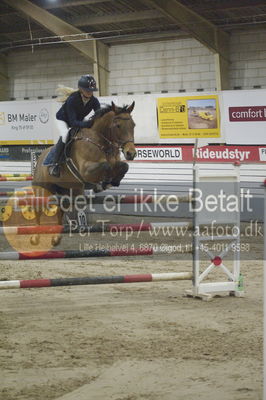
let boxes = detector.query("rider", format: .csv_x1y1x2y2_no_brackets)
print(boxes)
49,74,101,177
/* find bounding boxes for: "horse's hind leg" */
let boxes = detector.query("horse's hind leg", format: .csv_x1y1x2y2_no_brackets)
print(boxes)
29,208,42,246
29,186,48,246
30,185,63,247
46,186,68,247
110,161,129,187
51,208,63,247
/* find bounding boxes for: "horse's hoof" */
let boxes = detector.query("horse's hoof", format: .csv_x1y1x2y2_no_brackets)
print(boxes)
110,180,120,187
30,234,40,246
102,181,112,190
93,183,104,193
51,235,61,247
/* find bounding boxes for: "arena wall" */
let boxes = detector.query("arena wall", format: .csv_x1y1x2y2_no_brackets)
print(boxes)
7,47,94,101
5,28,266,100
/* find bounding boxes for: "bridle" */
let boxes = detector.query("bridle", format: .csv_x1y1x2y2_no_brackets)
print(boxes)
73,114,134,156
106,115,135,153
64,113,135,185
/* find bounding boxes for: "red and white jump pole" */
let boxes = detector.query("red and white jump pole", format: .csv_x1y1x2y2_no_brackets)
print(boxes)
0,245,192,260
0,221,190,235
0,194,190,206
0,272,193,290
0,176,32,181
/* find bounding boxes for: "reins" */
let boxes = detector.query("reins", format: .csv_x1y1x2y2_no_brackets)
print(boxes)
73,115,133,156
64,111,134,185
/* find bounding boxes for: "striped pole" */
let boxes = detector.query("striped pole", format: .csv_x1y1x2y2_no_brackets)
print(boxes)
0,246,192,260
0,191,34,197
0,221,190,235
0,197,56,206
0,194,191,206
0,272,193,289
106,194,191,204
0,174,32,177
0,176,32,182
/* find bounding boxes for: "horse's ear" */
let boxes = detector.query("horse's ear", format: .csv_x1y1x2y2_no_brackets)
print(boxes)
111,101,118,113
126,101,135,113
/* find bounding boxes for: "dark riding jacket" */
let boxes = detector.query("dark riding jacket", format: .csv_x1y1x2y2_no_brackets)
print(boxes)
56,91,100,128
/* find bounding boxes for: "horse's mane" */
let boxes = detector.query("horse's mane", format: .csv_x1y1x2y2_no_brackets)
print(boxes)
88,104,131,127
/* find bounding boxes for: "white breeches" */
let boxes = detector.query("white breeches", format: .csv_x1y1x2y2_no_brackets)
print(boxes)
56,119,69,143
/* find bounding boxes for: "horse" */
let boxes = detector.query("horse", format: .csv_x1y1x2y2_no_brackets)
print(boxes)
31,101,136,247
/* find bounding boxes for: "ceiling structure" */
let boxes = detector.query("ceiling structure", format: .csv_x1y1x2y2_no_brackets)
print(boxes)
0,0,265,94
0,0,265,52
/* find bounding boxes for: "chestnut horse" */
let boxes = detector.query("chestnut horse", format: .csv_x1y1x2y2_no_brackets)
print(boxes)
31,101,136,246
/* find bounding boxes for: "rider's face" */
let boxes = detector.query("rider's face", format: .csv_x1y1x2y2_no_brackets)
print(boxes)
79,88,93,99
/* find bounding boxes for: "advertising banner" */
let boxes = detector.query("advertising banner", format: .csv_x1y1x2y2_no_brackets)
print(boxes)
0,145,50,161
222,90,266,144
0,100,55,145
135,146,182,161
134,145,266,163
157,95,220,139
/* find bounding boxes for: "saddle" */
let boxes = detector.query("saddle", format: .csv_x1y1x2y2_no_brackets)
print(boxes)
43,127,80,166
42,121,99,189
63,120,95,159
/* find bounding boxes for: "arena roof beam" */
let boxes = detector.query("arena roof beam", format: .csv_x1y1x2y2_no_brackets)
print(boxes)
45,0,112,8
3,0,109,95
143,0,230,59
142,0,230,89
104,31,189,45
0,1,112,18
196,0,266,11
68,10,163,27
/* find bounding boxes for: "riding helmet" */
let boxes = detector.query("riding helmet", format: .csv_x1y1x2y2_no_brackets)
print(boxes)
78,75,98,91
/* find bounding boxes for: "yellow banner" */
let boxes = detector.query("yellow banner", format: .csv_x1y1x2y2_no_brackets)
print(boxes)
0,140,54,145
157,95,220,138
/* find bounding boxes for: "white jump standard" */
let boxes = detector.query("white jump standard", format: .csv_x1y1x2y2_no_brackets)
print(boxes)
185,167,243,300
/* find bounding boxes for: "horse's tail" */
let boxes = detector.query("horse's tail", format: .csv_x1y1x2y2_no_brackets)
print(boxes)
55,85,76,102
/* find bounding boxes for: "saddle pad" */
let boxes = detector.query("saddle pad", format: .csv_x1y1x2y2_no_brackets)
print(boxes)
43,146,56,166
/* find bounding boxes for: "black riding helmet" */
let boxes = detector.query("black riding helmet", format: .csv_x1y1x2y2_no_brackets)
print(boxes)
78,75,98,91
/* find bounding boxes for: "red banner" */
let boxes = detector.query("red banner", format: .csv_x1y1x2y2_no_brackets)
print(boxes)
134,145,266,163
229,106,266,122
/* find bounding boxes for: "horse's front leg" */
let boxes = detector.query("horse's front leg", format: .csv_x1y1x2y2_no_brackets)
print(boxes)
110,161,129,187
83,161,113,192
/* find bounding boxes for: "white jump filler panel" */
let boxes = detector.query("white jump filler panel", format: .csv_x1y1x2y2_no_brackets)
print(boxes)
186,165,243,300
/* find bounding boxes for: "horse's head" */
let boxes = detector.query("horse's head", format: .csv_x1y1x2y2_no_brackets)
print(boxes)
111,101,136,161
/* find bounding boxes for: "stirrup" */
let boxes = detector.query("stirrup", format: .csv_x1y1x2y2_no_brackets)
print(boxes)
48,164,60,177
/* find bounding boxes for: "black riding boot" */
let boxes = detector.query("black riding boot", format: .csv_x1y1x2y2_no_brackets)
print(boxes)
48,137,65,177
